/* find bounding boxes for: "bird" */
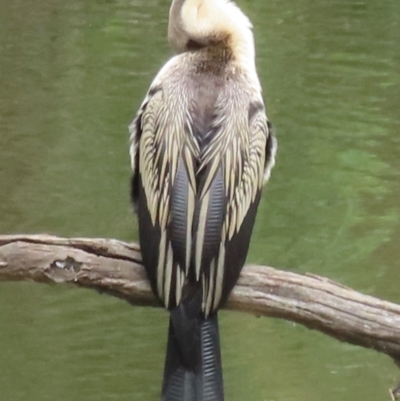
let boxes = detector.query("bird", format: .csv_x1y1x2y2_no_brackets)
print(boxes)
129,0,277,400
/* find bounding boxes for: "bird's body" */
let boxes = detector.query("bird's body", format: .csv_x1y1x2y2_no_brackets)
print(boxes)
129,1,277,400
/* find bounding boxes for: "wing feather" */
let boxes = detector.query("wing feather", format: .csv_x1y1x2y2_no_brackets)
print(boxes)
129,60,277,314
129,59,200,309
196,93,276,314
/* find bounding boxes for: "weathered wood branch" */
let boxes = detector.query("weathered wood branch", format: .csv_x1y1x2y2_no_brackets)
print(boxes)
1,233,400,397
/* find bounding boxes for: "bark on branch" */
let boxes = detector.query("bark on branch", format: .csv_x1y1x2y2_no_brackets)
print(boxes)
1,234,400,397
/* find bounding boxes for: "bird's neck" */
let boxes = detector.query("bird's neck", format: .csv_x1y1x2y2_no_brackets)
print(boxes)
179,0,257,73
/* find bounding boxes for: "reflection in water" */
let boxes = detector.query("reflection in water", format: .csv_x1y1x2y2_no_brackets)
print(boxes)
0,0,399,400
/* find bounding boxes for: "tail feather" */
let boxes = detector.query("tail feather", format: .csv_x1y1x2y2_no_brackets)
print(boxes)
199,317,224,401
162,319,197,401
162,311,224,401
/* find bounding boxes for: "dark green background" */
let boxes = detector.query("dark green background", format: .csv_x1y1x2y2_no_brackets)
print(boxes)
1,0,399,400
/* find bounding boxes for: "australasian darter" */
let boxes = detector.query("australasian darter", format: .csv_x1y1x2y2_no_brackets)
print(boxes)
129,0,277,400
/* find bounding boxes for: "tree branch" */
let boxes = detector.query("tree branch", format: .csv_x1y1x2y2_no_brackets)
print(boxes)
1,234,400,396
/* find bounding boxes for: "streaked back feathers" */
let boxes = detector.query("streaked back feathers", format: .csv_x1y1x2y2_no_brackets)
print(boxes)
129,2,277,399
129,0,277,316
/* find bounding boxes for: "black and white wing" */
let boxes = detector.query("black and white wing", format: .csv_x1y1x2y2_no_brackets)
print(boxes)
129,57,199,309
130,61,277,316
193,88,277,316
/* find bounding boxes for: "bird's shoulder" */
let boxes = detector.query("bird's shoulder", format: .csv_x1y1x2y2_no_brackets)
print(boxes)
129,53,268,164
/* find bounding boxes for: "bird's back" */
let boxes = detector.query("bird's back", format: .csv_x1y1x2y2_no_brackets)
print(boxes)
131,51,270,316
129,2,277,399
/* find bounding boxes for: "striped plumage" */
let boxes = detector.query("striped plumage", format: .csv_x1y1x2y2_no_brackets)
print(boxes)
129,0,277,400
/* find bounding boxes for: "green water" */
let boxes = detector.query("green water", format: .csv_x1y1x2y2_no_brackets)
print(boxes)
1,0,400,400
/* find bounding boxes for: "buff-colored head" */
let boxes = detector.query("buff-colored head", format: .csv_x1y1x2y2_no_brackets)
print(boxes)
168,0,255,67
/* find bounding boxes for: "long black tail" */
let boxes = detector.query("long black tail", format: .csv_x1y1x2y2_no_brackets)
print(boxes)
161,307,224,401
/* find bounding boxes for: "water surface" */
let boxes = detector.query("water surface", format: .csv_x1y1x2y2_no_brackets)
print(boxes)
1,0,400,400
